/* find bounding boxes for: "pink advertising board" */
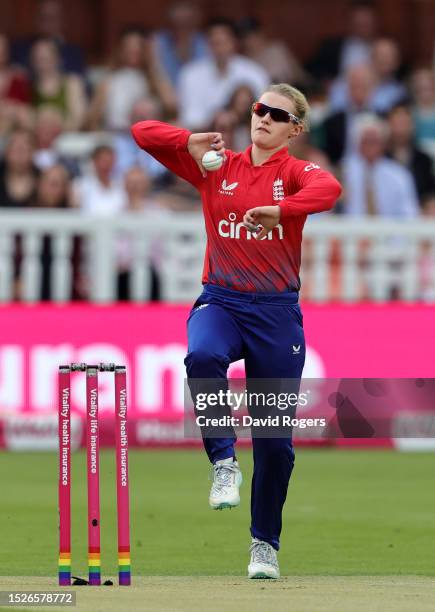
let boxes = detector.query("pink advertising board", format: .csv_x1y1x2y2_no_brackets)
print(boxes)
0,303,433,449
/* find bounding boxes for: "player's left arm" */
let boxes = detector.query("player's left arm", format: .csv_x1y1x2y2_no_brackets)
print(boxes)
243,162,342,240
278,162,342,218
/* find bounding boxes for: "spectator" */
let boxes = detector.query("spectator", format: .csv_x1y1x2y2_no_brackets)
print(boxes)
387,104,435,202
0,129,39,300
30,38,87,130
238,17,308,85
34,163,70,208
154,1,209,86
141,30,178,117
117,167,170,300
124,166,153,211
342,115,419,217
33,106,63,168
411,68,435,143
0,34,31,105
33,164,82,300
113,97,168,183
307,0,377,81
12,0,85,75
328,38,407,113
422,193,435,216
32,105,81,176
0,129,39,208
0,34,32,137
87,28,177,131
72,145,126,215
322,63,375,164
370,38,407,112
178,18,269,130
212,84,256,151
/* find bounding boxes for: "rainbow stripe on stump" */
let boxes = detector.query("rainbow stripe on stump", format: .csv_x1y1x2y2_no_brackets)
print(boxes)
88,550,101,585
58,552,71,585
118,548,131,585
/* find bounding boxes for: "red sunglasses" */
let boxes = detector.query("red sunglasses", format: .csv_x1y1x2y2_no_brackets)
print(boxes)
252,101,301,125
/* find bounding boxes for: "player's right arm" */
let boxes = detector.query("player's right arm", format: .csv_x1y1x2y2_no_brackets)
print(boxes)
131,120,225,188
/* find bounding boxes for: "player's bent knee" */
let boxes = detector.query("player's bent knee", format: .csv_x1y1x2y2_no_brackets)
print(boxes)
185,348,230,376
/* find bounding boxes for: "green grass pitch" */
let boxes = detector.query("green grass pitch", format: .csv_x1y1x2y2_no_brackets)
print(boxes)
1,448,434,579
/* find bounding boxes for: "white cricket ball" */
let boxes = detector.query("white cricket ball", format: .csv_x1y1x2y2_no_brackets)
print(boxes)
202,150,224,171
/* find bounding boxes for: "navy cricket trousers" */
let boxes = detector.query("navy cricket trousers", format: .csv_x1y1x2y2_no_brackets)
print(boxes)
184,283,306,550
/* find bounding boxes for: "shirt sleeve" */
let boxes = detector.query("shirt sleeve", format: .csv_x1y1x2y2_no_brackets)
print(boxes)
279,161,342,219
130,120,204,189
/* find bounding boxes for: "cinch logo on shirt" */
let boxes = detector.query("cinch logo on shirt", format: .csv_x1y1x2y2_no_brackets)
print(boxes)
218,213,284,240
219,179,238,195
304,163,320,172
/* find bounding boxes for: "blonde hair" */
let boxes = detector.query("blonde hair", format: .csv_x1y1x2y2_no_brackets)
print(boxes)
264,83,310,131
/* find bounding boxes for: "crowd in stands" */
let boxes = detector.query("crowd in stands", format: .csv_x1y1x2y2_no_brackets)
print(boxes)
1,0,435,300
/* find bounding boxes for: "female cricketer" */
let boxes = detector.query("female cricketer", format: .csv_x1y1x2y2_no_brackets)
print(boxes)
132,83,341,579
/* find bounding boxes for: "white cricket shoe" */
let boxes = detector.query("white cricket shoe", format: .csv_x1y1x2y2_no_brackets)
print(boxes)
209,457,242,510
248,538,280,579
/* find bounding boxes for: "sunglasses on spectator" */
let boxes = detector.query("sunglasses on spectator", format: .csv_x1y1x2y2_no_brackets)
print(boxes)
251,102,301,125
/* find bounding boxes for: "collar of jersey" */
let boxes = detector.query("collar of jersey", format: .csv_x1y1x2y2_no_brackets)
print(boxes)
242,145,290,167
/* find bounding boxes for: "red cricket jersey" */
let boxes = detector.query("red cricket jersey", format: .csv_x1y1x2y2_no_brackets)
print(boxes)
131,120,342,293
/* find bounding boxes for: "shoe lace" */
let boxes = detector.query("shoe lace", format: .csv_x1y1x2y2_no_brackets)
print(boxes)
211,463,238,492
250,540,277,567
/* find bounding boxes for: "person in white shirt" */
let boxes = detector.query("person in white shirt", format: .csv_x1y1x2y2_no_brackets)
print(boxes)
87,28,176,131
73,144,126,215
343,115,419,217
178,18,269,130
343,115,419,300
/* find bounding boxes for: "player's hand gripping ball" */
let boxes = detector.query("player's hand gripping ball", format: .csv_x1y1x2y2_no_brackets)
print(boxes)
201,150,224,172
